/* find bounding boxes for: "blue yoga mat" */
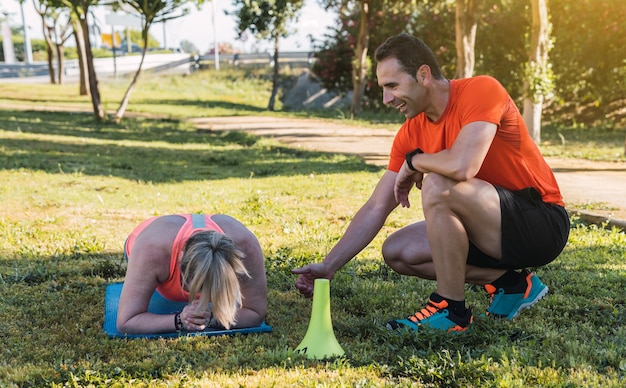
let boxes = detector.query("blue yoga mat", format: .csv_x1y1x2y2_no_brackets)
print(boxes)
103,282,272,339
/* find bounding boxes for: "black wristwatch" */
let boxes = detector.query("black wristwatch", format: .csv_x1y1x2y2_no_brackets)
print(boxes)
174,312,184,331
405,148,424,171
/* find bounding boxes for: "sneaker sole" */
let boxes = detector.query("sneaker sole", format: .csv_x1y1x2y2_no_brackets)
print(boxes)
387,316,473,333
386,319,418,331
507,285,549,320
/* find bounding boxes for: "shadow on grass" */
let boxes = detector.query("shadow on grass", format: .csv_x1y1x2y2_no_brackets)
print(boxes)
0,109,382,182
140,98,268,114
0,252,126,288
0,94,87,105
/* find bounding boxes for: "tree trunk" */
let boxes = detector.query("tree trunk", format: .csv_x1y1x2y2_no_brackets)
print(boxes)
113,60,143,123
34,3,57,84
45,41,56,84
267,35,280,111
53,22,72,86
349,1,371,118
55,45,64,84
79,15,106,121
523,98,543,142
454,0,477,79
71,16,89,96
114,25,151,123
522,0,550,143
42,25,57,84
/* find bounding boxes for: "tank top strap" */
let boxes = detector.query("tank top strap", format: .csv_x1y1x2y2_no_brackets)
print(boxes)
191,214,206,229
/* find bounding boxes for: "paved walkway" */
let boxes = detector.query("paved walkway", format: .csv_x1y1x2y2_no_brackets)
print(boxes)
189,116,626,229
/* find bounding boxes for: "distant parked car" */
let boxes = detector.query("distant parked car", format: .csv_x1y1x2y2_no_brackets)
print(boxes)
114,44,142,54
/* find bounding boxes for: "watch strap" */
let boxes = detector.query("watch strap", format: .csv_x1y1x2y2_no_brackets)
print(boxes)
405,148,424,171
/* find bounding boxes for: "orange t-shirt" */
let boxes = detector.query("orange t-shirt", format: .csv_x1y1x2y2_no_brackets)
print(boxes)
124,214,225,302
388,75,563,206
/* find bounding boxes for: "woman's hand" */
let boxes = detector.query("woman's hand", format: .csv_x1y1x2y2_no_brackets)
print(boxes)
180,299,212,331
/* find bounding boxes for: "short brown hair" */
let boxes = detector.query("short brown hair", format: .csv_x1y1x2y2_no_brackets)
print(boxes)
375,33,443,80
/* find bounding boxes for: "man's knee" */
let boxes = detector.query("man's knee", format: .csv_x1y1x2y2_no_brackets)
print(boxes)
421,173,452,208
422,174,488,210
382,233,435,278
382,230,420,269
381,235,398,267
383,233,416,272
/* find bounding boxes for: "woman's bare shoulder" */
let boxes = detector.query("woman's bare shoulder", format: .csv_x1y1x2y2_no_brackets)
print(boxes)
211,214,248,235
131,215,185,263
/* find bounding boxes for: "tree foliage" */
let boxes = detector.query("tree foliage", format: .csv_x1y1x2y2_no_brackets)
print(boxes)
313,0,456,111
232,0,304,40
315,0,417,116
311,0,626,125
311,27,353,93
548,0,626,125
123,29,162,49
231,0,305,110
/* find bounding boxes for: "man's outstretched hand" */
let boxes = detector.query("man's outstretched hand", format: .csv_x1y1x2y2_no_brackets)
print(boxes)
291,262,332,299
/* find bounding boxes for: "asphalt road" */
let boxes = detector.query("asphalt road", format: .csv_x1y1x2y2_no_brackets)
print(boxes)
0,53,192,84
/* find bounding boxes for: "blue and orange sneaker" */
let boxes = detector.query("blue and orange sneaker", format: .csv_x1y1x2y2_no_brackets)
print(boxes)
485,269,548,320
386,293,473,332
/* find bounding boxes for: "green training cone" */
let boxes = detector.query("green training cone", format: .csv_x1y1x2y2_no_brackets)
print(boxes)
295,278,345,359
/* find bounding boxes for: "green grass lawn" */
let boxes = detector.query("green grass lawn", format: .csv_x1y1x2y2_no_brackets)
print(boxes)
0,70,625,387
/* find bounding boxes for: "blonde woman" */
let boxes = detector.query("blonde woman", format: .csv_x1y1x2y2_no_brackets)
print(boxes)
116,214,267,334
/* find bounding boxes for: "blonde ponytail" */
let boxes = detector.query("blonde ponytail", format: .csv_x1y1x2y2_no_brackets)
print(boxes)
180,231,249,329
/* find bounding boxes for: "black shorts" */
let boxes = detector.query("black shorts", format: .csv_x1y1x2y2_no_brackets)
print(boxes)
467,186,570,270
